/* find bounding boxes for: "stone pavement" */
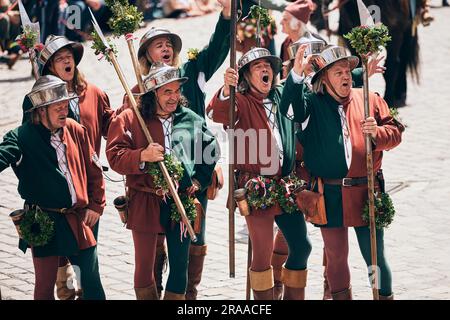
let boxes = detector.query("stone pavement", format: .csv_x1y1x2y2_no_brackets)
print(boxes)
0,2,449,300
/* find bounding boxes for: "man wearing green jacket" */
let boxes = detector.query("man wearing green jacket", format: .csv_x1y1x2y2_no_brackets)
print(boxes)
0,75,106,300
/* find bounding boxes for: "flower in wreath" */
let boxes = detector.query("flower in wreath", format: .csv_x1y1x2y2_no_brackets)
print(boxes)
245,176,277,210
16,25,39,53
277,175,305,214
105,0,143,37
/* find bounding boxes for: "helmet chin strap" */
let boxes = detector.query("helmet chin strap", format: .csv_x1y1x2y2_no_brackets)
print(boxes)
323,73,351,105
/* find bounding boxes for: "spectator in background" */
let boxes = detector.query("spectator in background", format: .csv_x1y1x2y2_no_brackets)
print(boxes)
0,0,22,69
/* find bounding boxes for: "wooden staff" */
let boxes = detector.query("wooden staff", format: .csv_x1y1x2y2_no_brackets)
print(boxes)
105,48,197,243
245,237,252,300
125,35,145,93
228,0,238,279
29,49,39,80
362,57,379,300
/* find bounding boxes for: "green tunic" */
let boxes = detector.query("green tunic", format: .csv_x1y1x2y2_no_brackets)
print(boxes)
0,123,79,256
281,74,352,227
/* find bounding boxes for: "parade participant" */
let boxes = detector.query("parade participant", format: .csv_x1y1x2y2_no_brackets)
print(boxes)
207,48,312,300
106,63,218,300
280,44,403,299
122,0,231,299
23,35,114,300
0,75,106,300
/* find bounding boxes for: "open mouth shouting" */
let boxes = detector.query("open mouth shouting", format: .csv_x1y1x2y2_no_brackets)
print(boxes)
262,74,270,84
162,54,172,64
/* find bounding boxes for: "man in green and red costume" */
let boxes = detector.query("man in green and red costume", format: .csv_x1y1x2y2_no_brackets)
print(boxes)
207,47,312,300
0,75,106,300
107,63,218,300
118,0,232,299
280,44,404,299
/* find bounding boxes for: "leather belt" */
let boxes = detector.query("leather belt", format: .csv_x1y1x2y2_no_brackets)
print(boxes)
322,177,368,187
25,204,78,214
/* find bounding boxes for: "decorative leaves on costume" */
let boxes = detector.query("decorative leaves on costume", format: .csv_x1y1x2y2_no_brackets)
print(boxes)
187,48,200,61
362,193,395,229
16,25,40,53
106,1,143,37
170,195,197,223
245,175,305,212
344,24,391,57
90,30,118,63
277,176,305,214
245,177,278,210
20,208,54,247
146,154,184,197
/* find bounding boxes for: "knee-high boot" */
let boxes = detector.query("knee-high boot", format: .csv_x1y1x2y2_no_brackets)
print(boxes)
249,267,274,300
281,266,307,300
134,283,159,300
186,244,207,300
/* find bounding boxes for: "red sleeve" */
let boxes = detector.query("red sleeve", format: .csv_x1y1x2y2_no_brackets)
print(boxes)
206,88,240,126
81,127,106,215
106,112,146,176
96,88,114,139
115,84,140,117
373,94,403,151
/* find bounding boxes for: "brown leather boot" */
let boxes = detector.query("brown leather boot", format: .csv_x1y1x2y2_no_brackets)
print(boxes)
332,286,353,300
134,284,159,300
379,293,394,300
186,244,207,300
249,267,274,300
56,264,76,300
163,290,186,300
281,266,307,300
271,252,287,300
154,242,167,298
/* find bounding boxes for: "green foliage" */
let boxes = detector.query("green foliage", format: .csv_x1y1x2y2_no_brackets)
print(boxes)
107,2,143,36
344,24,391,57
187,48,200,61
146,154,184,196
362,193,396,229
245,177,278,210
249,5,272,28
20,209,54,247
16,25,38,52
90,30,118,63
170,195,197,223
277,176,305,214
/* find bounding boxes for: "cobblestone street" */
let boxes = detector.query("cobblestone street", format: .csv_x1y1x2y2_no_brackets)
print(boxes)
0,1,449,300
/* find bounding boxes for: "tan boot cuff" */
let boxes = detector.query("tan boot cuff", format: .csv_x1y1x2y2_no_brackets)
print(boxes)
189,244,207,256
249,267,274,291
281,266,307,288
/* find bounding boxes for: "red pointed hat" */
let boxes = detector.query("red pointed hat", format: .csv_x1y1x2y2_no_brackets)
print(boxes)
285,0,316,24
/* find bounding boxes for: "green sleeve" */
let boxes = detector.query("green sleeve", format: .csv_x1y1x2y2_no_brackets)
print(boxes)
280,73,309,124
192,120,219,191
0,129,22,173
352,68,363,88
185,14,230,82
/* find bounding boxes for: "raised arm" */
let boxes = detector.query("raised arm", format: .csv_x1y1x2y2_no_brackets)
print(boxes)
0,129,22,173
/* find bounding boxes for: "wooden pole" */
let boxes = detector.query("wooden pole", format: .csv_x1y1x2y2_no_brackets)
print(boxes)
362,58,379,300
245,237,252,300
126,38,145,93
29,49,39,80
107,49,197,242
228,0,237,279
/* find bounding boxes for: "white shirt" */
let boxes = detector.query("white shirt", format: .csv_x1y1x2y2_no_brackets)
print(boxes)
50,130,77,205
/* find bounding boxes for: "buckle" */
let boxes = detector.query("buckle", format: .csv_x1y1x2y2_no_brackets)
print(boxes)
342,178,352,187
